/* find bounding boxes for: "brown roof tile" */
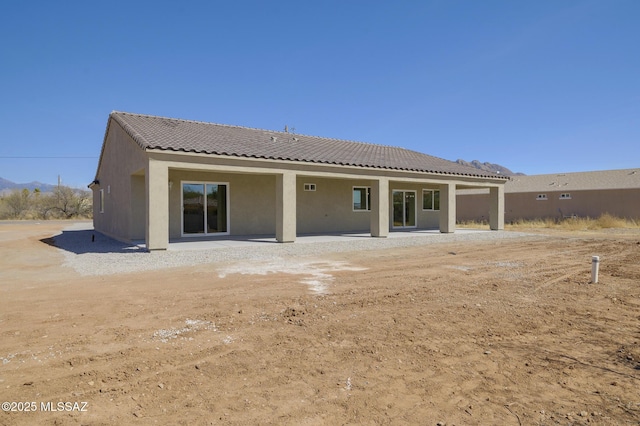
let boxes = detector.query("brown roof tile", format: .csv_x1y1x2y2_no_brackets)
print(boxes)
458,168,640,195
506,169,640,192
110,111,506,179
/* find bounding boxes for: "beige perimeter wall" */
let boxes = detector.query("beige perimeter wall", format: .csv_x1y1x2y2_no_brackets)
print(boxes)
457,189,640,222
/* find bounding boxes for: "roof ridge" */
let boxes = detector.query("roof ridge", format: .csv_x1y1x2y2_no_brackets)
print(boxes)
524,168,640,177
111,111,255,130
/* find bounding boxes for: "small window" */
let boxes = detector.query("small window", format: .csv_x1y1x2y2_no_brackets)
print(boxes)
353,187,371,211
422,189,440,210
536,194,548,200
99,189,105,213
560,193,571,199
304,183,316,191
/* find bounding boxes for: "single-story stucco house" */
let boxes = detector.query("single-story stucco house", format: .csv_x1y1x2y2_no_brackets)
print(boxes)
457,168,640,223
90,111,508,250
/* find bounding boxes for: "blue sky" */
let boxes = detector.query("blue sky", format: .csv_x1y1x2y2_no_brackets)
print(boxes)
1,0,638,188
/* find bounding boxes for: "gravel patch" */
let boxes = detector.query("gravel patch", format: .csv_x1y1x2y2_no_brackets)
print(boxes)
54,223,539,276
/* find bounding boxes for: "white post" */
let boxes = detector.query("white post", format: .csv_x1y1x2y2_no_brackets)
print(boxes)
591,256,600,283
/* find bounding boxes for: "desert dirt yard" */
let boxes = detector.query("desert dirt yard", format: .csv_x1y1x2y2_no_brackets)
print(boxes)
1,221,639,426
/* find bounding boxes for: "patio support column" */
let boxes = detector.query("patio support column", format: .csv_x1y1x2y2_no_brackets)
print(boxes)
276,171,296,242
145,158,169,250
489,186,505,230
370,177,389,237
439,182,456,233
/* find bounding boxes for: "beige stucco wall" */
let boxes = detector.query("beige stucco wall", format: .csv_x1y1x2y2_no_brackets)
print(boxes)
457,189,640,222
167,170,277,238
297,177,370,234
159,174,450,238
290,178,450,234
92,122,147,241
130,174,146,240
296,179,443,233
389,181,442,229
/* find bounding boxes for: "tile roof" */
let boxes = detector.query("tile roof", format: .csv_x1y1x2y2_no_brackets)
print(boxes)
458,168,640,194
505,169,640,192
109,111,506,179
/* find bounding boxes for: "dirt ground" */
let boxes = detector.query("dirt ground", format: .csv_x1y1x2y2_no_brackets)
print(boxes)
1,222,639,426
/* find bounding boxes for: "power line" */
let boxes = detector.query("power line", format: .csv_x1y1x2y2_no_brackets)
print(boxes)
0,156,97,159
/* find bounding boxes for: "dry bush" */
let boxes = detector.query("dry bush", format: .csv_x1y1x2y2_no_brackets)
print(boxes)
457,219,488,227
505,214,639,231
513,218,556,228
594,213,636,229
558,217,592,231
0,186,92,220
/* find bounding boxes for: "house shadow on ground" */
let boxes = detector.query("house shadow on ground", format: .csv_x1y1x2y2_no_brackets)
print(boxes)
40,229,144,255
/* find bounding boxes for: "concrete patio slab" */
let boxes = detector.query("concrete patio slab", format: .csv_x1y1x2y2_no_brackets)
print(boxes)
163,229,493,251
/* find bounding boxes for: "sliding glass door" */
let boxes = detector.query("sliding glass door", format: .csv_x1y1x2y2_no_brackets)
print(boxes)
182,182,228,235
392,190,416,228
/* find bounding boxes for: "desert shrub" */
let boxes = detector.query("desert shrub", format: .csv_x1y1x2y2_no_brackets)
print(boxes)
0,197,11,218
1,189,32,219
42,186,93,219
506,217,555,228
506,214,639,230
457,219,488,227
556,216,589,231
0,186,92,220
594,213,631,229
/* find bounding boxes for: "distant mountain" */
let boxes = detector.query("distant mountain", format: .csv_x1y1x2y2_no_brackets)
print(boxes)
455,160,525,177
0,177,58,193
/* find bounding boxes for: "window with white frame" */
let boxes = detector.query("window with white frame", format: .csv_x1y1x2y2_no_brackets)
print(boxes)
99,189,105,213
353,186,371,211
536,194,548,200
422,189,440,210
304,183,316,191
560,193,571,199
